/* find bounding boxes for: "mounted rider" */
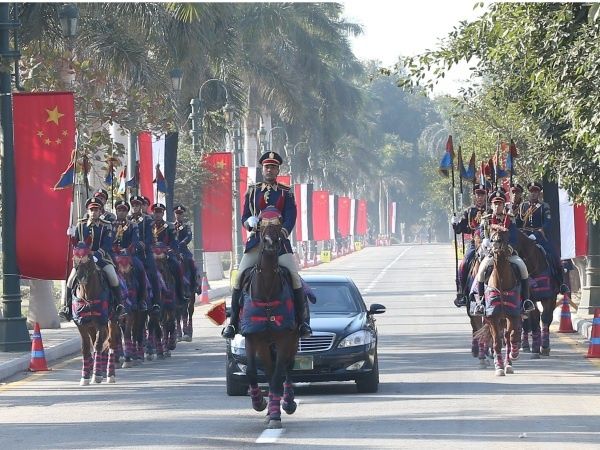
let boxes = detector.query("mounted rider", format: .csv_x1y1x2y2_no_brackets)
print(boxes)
517,181,569,294
222,150,312,339
173,204,198,295
112,199,147,284
93,188,116,223
58,197,124,321
507,183,524,222
129,195,161,313
451,182,489,307
473,189,534,316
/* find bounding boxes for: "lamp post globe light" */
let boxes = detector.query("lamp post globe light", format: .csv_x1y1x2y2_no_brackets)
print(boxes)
188,79,231,278
169,68,183,94
0,4,30,351
58,3,79,38
265,125,289,154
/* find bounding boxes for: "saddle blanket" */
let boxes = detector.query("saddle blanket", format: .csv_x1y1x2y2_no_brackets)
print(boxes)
484,283,520,318
72,293,109,326
240,282,296,336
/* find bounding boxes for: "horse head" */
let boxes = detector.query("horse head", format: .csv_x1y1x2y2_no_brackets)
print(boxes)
114,248,133,275
258,206,283,256
152,242,170,261
489,220,512,259
73,243,95,283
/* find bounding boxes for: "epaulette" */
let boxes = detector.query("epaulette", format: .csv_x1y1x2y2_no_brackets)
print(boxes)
278,182,290,191
100,218,112,225
77,217,87,223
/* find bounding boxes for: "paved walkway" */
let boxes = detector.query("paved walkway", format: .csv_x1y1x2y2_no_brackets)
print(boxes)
0,278,232,382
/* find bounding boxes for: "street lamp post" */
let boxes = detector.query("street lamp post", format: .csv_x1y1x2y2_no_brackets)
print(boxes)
265,125,289,155
229,117,244,268
188,79,231,278
0,3,30,351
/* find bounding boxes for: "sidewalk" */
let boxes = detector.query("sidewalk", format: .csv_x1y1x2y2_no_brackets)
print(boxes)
0,278,231,382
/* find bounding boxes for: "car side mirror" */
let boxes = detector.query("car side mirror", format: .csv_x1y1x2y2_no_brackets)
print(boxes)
368,303,386,315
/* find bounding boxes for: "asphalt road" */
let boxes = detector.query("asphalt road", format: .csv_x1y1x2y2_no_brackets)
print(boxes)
1,243,600,449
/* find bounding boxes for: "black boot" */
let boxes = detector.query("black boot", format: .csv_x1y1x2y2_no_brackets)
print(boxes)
222,288,242,339
110,286,125,318
454,292,467,307
474,282,485,316
521,279,535,313
58,287,73,321
293,287,312,339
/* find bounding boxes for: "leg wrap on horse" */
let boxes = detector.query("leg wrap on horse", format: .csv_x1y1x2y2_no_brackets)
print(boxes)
541,324,550,349
268,392,282,421
494,351,504,370
250,384,266,411
531,329,541,354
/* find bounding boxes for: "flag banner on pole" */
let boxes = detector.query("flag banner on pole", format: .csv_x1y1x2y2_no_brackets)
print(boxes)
138,131,153,200
14,92,75,279
201,152,233,252
559,188,587,259
117,167,127,195
152,135,166,204
294,183,313,242
312,190,330,241
388,202,397,234
239,166,248,242
356,199,368,235
465,152,476,181
153,164,167,194
337,197,351,237
439,135,454,177
349,198,356,236
163,132,178,220
329,194,337,240
278,174,291,186
53,160,75,190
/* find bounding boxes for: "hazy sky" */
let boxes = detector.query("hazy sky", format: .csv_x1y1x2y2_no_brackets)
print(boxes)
341,0,488,96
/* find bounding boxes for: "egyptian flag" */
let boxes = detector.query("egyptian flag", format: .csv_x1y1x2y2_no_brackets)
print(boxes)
14,92,75,279
559,188,588,259
201,152,233,252
329,194,337,240
312,190,330,241
337,197,351,237
294,183,313,242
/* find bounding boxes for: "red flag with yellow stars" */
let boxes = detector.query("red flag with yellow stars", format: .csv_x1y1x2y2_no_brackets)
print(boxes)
201,152,233,252
13,92,75,280
311,190,330,241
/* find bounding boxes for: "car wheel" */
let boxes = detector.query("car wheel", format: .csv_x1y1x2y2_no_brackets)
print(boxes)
226,358,248,396
355,353,379,393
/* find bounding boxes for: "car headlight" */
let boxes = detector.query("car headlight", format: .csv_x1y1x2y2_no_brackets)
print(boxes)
231,335,246,355
338,330,373,348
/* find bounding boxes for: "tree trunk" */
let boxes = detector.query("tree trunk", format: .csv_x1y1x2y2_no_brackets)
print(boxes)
28,280,60,329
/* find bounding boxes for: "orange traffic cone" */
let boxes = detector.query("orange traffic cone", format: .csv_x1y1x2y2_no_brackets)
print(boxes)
205,299,226,326
29,322,50,372
557,293,576,333
586,308,600,358
198,275,209,305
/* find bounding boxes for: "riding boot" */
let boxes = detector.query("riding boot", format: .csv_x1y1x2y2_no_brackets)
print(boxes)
521,279,535,313
110,286,125,318
474,282,485,316
293,287,312,339
58,287,73,321
222,288,242,339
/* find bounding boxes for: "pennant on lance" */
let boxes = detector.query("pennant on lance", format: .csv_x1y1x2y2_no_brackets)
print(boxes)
14,92,75,279
439,135,454,177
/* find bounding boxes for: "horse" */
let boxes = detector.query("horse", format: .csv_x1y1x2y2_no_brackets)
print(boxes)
474,224,522,376
240,210,299,429
153,243,178,357
176,257,196,342
514,229,560,357
114,250,148,368
71,243,117,385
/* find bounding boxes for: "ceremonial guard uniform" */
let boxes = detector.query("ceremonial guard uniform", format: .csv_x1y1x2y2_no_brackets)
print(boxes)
93,188,116,223
112,200,147,287
173,205,197,295
451,183,488,307
473,190,533,315
517,182,568,293
59,197,123,321
508,183,524,227
222,151,311,339
129,195,161,312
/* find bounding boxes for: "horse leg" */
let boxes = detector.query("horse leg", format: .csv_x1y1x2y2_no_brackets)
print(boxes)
186,297,195,341
521,315,531,352
176,306,183,342
489,317,505,376
107,321,119,383
92,325,106,383
78,325,93,385
469,314,481,358
245,337,267,412
133,311,145,363
168,311,177,352
530,308,542,359
122,316,134,368
282,374,297,415
540,299,555,356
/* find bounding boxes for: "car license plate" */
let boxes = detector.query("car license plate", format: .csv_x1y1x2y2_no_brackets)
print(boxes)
293,355,313,370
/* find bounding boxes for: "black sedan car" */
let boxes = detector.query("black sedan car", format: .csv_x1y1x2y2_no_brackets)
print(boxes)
225,274,386,396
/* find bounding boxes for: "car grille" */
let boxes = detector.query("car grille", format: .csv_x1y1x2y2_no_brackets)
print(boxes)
298,332,335,353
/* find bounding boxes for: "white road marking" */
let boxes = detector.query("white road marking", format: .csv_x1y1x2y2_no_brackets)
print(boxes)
256,428,285,443
364,246,412,294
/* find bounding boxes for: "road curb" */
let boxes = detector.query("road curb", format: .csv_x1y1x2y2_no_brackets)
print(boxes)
0,284,231,382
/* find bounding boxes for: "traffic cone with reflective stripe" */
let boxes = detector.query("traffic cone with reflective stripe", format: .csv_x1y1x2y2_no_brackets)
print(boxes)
198,275,209,305
29,322,50,372
586,308,600,358
557,293,576,333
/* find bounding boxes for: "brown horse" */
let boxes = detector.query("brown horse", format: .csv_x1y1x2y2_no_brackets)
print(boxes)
475,225,522,376
71,243,119,385
514,230,559,356
241,212,299,429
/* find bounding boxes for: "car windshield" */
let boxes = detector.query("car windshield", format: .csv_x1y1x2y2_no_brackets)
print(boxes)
306,282,362,314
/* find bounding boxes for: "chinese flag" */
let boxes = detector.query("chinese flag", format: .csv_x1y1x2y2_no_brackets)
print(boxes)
138,131,153,201
356,199,368,235
239,166,248,242
13,92,75,279
312,190,330,241
201,152,233,251
337,197,351,237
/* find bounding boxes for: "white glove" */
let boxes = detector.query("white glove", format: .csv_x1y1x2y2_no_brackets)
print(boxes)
450,216,460,226
481,238,491,251
92,256,98,263
66,225,76,236
528,234,537,241
245,216,259,229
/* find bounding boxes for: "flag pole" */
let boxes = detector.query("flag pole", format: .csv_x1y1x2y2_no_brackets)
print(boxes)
450,138,459,296
458,145,465,255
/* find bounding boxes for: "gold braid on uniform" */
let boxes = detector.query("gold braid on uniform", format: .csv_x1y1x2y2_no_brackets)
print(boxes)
152,222,167,244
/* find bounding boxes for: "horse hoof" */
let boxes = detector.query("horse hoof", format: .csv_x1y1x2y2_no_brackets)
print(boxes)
505,365,514,375
122,361,133,369
79,378,90,386
495,369,505,376
108,376,116,384
145,353,154,361
510,352,519,361
253,398,268,412
93,375,103,384
268,419,282,429
283,401,297,415
541,347,550,357
165,350,171,358
531,352,541,360
183,335,192,342
157,353,166,360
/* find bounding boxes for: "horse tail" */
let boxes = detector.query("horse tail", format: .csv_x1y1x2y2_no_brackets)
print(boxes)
474,323,492,346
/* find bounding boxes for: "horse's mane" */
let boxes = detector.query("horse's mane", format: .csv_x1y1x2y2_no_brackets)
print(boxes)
514,229,547,276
